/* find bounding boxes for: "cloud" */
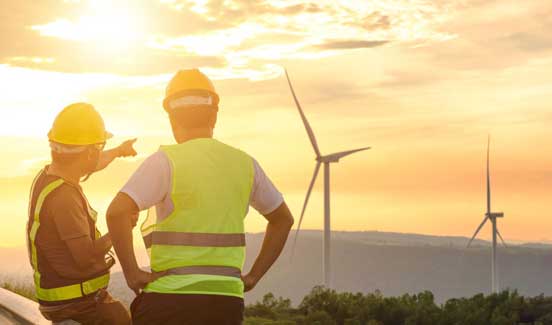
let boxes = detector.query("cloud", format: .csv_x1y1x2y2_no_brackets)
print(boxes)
376,70,440,89
503,30,552,53
0,0,233,75
200,0,325,27
417,0,552,71
315,40,389,50
348,11,392,31
0,0,456,77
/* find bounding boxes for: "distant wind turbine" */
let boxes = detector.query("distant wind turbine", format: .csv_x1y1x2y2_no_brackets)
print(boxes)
467,135,507,294
285,69,370,288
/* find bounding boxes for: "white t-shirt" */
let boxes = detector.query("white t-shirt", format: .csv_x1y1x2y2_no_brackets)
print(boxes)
121,150,284,221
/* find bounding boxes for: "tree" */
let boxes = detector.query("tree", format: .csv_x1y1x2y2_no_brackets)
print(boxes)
244,288,552,324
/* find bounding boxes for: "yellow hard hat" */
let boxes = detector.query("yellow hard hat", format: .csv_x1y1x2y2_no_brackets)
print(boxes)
163,69,220,112
48,102,113,145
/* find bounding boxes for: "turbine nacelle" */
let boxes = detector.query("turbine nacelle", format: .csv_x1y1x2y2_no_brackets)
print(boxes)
317,147,371,163
486,212,504,219
317,156,341,163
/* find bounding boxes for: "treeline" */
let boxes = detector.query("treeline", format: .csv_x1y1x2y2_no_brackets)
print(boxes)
5,281,552,324
244,286,552,325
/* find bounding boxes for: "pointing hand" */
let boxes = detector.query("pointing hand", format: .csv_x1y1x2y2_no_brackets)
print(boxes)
117,139,138,158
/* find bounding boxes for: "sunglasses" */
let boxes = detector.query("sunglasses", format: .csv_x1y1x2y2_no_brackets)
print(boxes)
91,143,106,151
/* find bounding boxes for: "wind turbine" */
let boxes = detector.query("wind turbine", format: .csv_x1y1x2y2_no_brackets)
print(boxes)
285,70,370,288
467,135,507,294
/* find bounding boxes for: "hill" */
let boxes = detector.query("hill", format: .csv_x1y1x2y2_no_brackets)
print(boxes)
2,230,552,306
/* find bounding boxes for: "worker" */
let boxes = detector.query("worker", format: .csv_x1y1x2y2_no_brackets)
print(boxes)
106,69,294,324
27,102,136,324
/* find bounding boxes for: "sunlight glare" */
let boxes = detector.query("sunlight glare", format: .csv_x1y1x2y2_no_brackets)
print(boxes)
31,0,147,54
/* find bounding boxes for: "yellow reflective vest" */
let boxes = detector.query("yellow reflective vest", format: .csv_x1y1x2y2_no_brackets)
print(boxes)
141,138,254,298
27,170,109,304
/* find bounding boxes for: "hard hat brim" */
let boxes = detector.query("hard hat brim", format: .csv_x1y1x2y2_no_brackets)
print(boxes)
48,130,113,145
163,90,219,112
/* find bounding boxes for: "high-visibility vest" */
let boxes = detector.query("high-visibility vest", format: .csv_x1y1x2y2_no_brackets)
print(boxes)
141,138,254,298
27,171,110,303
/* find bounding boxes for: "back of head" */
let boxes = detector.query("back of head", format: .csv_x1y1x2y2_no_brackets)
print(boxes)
164,69,219,131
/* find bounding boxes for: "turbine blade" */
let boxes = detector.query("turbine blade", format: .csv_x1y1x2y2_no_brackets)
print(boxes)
496,228,507,247
323,147,371,162
467,216,489,248
290,162,322,261
487,134,491,214
285,69,321,158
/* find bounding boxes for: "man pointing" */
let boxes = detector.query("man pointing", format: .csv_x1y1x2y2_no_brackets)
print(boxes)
107,69,294,324
27,103,135,324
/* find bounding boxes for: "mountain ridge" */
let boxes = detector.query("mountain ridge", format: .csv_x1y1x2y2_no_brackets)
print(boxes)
2,230,552,306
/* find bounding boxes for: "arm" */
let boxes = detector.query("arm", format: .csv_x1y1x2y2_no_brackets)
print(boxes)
95,139,137,172
65,234,113,275
242,202,294,292
107,192,158,295
49,188,114,279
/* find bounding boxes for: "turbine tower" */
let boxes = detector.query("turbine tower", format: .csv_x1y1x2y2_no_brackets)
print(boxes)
467,135,507,294
285,70,370,288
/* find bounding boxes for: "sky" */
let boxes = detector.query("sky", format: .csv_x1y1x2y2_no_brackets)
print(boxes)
1,0,551,247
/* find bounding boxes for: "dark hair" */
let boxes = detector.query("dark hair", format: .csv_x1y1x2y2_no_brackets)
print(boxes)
169,106,218,129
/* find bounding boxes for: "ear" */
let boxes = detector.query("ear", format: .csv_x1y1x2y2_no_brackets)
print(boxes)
86,146,95,160
211,112,218,128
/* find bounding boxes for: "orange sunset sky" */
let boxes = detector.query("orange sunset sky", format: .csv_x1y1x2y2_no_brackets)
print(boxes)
1,0,551,247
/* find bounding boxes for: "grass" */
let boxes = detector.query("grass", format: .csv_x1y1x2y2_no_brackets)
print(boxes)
1,281,36,302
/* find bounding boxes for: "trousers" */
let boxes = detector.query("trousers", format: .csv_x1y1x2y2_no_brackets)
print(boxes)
131,292,244,325
40,289,130,325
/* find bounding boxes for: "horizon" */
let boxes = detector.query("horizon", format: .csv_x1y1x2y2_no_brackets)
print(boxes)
2,228,552,249
2,0,552,247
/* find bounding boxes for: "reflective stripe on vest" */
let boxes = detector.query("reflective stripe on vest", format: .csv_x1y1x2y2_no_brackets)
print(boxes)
29,177,109,302
143,232,245,249
162,266,241,278
141,139,254,298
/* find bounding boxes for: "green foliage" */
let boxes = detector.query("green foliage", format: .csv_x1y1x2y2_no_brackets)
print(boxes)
245,292,295,320
4,282,552,324
244,317,296,325
245,287,552,325
1,281,36,302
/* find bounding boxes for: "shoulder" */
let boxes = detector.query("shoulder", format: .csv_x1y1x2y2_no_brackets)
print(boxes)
215,139,253,160
248,157,284,214
121,150,172,210
48,182,83,204
42,182,86,215
127,150,171,180
128,150,170,173
251,158,269,182
144,150,170,166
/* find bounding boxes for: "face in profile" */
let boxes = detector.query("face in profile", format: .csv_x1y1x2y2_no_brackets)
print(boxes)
84,144,103,174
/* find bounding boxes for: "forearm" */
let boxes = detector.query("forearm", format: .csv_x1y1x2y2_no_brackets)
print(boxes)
95,148,120,172
247,219,293,282
54,261,109,280
92,233,112,258
106,212,140,275
81,259,111,277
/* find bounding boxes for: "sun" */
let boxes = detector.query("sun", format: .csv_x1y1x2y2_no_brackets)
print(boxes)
32,0,148,54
